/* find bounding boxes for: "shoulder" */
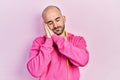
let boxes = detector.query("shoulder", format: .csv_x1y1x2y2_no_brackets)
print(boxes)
68,32,84,41
68,32,87,48
32,35,46,45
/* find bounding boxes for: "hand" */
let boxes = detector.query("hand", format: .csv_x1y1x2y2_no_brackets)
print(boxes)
44,23,54,38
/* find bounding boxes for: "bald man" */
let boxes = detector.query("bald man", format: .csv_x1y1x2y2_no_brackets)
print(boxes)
27,5,89,80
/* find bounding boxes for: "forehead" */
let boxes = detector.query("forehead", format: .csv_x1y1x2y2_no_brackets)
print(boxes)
43,7,62,22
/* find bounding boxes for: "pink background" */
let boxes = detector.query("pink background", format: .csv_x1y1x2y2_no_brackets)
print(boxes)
0,0,120,80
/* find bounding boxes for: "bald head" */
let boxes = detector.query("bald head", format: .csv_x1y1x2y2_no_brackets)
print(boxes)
42,5,62,21
42,5,66,36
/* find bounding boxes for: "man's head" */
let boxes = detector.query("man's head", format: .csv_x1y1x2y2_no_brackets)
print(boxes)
42,5,66,35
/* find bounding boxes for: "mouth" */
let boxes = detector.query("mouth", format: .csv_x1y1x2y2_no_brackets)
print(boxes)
52,26,65,35
54,29,60,33
53,27,60,32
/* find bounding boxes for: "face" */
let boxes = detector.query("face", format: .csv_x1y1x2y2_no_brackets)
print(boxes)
43,8,66,35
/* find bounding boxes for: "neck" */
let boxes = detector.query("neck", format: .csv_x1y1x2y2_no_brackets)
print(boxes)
60,30,67,40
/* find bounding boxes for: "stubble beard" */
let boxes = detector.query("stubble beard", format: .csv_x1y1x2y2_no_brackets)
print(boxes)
52,25,65,35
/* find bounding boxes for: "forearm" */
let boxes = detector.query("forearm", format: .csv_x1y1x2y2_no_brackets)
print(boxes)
52,34,89,67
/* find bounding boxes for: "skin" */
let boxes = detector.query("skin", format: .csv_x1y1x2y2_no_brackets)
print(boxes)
42,6,66,38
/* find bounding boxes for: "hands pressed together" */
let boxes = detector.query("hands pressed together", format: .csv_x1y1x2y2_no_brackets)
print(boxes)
44,23,54,38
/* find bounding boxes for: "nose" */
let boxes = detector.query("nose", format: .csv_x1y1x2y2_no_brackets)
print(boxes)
53,21,57,28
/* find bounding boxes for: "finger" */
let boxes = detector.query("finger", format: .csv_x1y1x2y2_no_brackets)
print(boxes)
43,23,48,33
43,23,47,34
45,24,54,36
43,23,51,38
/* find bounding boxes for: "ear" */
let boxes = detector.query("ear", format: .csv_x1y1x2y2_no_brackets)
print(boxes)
62,16,66,23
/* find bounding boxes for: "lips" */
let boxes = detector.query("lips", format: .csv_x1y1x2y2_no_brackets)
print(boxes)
53,28,60,32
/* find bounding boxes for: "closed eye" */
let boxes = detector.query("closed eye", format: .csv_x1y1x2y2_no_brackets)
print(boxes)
55,17,60,22
47,21,53,25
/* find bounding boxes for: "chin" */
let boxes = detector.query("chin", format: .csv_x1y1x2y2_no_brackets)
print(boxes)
55,33,61,35
54,31,62,35
54,27,65,35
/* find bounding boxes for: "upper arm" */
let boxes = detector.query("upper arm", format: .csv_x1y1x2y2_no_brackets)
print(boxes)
29,37,44,59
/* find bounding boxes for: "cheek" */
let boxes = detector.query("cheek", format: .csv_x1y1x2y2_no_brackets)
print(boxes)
60,20,65,26
57,22,63,27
